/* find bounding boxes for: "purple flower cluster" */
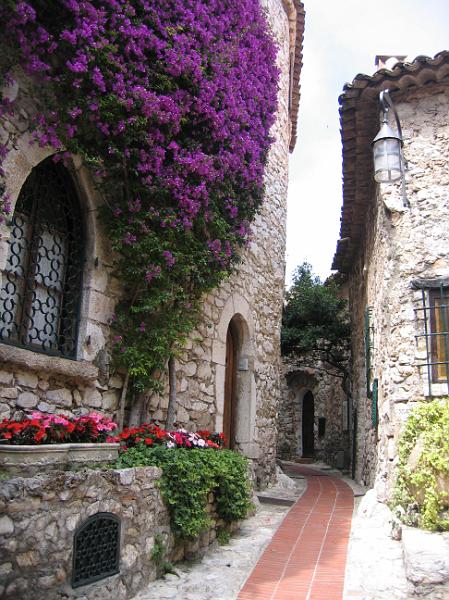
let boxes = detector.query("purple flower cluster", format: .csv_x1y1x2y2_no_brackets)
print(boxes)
1,1,278,248
0,0,279,389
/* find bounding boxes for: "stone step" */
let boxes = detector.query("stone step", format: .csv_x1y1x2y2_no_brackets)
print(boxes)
256,495,296,507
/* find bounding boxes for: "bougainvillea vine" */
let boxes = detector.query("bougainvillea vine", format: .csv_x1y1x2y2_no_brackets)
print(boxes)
0,0,279,392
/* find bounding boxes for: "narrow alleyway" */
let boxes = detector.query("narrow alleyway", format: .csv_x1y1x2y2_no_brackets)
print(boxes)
238,465,354,600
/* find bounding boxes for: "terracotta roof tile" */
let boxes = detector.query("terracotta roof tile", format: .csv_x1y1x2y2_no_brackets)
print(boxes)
289,1,305,152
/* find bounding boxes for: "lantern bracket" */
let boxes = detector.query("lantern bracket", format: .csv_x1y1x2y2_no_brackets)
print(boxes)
373,89,409,207
379,90,403,141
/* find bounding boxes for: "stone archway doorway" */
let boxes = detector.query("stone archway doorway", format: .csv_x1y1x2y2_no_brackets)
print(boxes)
302,391,315,457
223,321,238,449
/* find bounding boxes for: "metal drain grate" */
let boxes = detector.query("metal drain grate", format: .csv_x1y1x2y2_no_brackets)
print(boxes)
72,513,120,588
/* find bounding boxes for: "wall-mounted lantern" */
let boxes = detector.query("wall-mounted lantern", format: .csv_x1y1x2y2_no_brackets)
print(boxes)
372,89,409,206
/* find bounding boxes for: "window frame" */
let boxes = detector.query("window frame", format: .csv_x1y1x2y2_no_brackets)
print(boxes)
0,158,85,360
429,287,449,384
413,278,449,396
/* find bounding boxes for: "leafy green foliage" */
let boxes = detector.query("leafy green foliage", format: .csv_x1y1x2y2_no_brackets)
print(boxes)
393,398,449,531
116,446,253,538
281,263,350,378
151,534,178,577
216,529,230,545
151,534,166,565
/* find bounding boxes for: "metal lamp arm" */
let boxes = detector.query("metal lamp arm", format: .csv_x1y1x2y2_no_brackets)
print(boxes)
379,89,403,140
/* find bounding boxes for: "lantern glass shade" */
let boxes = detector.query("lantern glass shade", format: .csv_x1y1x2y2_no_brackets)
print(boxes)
373,137,402,183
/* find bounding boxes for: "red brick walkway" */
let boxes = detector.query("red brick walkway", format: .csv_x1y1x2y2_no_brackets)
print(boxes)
238,465,354,600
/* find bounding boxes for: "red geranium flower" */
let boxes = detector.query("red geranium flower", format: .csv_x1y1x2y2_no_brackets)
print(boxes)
34,429,46,443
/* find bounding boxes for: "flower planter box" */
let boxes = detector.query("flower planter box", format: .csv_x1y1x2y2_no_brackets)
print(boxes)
67,443,120,466
0,443,120,475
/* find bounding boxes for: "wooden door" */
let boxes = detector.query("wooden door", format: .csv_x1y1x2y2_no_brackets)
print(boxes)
302,391,315,457
223,325,237,449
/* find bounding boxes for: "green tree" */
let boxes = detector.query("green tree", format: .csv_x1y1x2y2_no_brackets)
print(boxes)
281,263,351,390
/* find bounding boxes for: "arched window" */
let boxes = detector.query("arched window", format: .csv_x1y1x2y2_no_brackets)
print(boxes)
0,158,84,358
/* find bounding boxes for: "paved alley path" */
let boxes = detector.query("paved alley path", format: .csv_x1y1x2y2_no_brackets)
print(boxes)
238,465,354,600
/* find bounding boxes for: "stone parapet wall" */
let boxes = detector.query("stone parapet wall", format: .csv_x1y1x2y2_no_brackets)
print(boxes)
0,466,236,600
348,83,449,494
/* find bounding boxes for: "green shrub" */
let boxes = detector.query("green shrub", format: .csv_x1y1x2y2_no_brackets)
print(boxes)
151,534,177,577
116,446,253,538
216,529,230,545
393,398,449,531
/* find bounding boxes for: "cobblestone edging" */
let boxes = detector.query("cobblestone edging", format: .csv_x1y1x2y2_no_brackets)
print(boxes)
0,467,239,600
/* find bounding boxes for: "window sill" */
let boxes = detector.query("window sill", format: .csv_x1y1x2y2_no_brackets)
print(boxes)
422,381,449,398
0,344,99,383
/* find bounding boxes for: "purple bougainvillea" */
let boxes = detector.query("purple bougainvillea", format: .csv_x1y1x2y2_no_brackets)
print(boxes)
0,0,279,390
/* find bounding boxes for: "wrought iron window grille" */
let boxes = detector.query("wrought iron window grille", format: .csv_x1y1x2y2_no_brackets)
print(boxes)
413,282,449,396
72,513,120,588
0,158,84,359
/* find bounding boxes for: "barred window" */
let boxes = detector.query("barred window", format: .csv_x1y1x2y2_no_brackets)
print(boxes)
0,158,84,358
429,287,449,383
413,279,449,394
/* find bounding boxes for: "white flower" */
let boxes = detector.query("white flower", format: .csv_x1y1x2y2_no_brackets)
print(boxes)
166,441,176,449
197,439,206,447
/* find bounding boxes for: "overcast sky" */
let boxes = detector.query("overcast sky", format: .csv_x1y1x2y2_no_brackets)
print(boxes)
285,0,449,284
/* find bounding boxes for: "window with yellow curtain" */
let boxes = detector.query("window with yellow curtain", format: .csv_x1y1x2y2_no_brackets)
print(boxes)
430,288,449,382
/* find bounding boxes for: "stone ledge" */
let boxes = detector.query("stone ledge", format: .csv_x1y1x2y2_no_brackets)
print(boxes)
0,344,99,382
402,525,449,586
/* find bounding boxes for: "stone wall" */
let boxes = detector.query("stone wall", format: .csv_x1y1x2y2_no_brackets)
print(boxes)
347,83,449,495
0,357,122,423
0,72,123,424
0,0,297,488
0,466,238,600
277,361,350,468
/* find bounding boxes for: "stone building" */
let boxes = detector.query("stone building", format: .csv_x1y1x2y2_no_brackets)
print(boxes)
332,51,449,496
277,360,350,468
0,1,305,487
